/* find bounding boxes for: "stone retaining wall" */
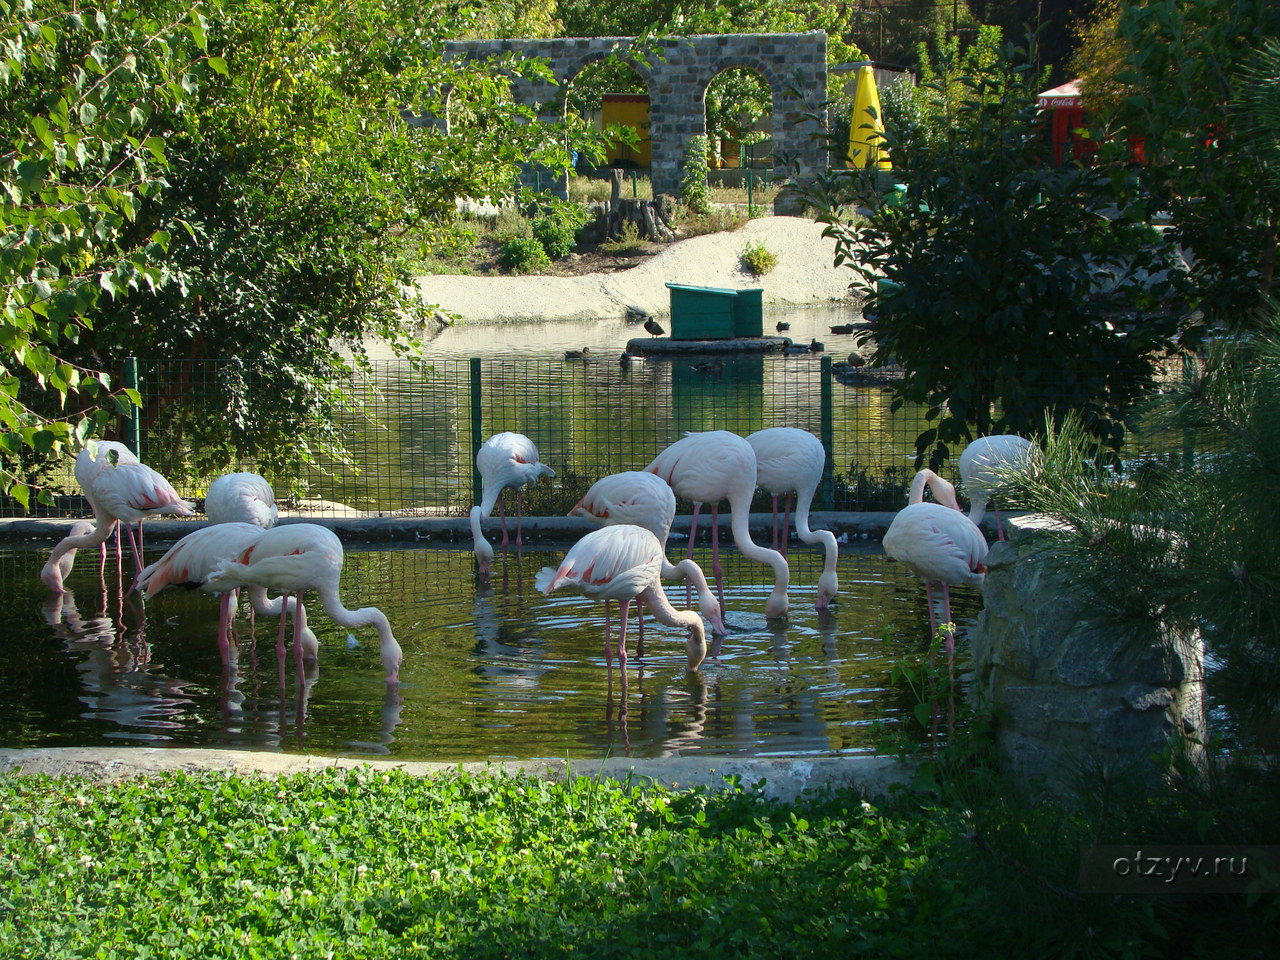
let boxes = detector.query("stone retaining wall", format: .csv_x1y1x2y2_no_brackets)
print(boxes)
971,516,1205,795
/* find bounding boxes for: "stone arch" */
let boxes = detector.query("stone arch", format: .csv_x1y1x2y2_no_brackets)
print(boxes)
560,51,655,168
700,58,780,169
438,32,828,212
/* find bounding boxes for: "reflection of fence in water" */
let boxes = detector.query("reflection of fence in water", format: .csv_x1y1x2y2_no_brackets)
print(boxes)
9,356,1190,518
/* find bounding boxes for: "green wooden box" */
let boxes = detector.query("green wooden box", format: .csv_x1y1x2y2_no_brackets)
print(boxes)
732,287,764,337
666,282,737,339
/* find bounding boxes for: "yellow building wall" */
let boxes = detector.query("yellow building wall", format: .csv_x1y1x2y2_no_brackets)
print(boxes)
601,94,652,167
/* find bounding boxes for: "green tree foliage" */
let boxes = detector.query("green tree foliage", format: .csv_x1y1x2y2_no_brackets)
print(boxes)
0,0,214,505
804,40,1192,465
42,0,574,487
1106,0,1280,331
1009,320,1280,753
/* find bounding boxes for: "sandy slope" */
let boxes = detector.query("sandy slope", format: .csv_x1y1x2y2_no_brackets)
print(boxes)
410,216,855,323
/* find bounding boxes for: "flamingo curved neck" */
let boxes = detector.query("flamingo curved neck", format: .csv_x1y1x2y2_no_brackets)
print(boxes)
41,520,118,590
727,501,791,601
909,469,959,508
315,584,402,678
469,505,494,559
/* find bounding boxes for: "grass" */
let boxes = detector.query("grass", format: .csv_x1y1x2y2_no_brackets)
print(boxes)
1,759,1272,958
567,173,780,209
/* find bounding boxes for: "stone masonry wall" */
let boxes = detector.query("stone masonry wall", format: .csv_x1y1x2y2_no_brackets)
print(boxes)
440,33,828,213
970,516,1205,795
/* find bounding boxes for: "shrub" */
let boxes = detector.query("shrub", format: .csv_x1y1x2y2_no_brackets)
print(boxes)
600,221,649,255
741,240,778,276
498,237,550,274
530,202,590,260
680,134,712,214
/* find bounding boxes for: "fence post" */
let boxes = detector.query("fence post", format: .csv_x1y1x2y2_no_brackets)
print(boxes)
820,354,834,509
470,358,483,506
122,357,140,455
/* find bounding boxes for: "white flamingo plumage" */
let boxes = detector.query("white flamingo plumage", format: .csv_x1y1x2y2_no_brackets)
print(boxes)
43,444,193,591
205,472,278,528
958,434,1037,538
882,468,988,659
645,430,789,618
71,440,139,578
535,524,707,670
469,432,555,577
204,523,402,685
135,522,316,664
746,427,839,609
570,470,726,635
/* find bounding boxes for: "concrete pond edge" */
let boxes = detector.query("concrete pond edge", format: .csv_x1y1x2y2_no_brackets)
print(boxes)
0,748,918,804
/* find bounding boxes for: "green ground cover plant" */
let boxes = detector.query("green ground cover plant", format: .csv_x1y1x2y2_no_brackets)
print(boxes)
0,767,963,959
2,762,1269,958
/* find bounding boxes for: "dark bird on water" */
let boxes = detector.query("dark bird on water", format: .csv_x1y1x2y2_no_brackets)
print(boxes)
564,347,591,360
691,359,723,374
781,338,809,355
808,338,825,353
829,323,855,335
619,351,643,366
644,318,665,338
776,321,790,332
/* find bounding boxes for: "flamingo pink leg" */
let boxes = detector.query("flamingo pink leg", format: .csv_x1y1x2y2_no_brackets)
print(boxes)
276,592,291,667
771,495,781,552
515,488,525,549
710,504,726,613
603,600,614,669
293,600,307,677
498,496,509,551
216,589,235,663
685,501,703,605
635,599,645,660
994,507,1006,541
616,598,631,667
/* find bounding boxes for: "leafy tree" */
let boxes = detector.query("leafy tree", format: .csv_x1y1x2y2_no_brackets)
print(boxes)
1103,0,1280,331
1009,319,1280,754
56,0,575,486
0,0,214,505
803,38,1192,465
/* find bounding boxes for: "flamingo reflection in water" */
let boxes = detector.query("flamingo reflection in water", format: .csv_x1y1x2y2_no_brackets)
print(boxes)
42,589,195,740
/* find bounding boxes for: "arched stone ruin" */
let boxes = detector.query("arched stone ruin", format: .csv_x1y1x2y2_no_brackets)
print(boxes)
426,32,829,214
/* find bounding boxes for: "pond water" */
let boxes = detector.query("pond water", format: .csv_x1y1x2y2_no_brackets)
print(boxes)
395,303,862,360
0,537,982,761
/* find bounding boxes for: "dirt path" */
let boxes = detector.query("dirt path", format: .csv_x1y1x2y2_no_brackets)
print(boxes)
411,216,854,323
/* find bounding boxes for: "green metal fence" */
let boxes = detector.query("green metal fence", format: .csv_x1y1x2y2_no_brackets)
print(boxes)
11,354,1190,519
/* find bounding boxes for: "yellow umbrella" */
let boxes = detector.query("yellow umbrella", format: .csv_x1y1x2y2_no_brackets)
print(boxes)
847,65,891,170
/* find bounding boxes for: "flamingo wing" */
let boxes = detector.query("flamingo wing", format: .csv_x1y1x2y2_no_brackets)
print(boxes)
536,525,663,601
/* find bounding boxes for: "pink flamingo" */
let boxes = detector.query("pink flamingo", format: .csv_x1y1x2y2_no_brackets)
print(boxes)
43,451,193,591
135,522,316,665
204,472,278,528
958,434,1037,540
73,440,138,576
204,523,402,686
570,470,726,635
469,432,555,577
535,524,707,670
645,430,789,618
746,427,839,609
882,468,988,663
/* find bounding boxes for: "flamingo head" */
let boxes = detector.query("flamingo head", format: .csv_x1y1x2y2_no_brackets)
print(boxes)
764,586,789,619
685,618,707,670
814,570,839,610
698,593,727,636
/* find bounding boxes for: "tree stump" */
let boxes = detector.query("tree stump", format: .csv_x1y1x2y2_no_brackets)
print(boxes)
606,169,677,242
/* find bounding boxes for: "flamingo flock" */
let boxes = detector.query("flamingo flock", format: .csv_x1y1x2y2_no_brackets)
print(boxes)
37,421,1032,704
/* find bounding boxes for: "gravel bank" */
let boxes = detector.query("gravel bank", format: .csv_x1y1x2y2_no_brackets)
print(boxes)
411,215,854,323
